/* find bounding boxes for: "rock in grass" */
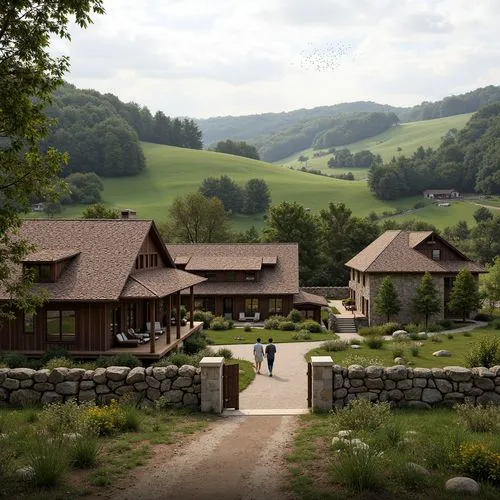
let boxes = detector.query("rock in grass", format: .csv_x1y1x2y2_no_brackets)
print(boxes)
433,350,451,357
445,477,479,494
406,462,430,475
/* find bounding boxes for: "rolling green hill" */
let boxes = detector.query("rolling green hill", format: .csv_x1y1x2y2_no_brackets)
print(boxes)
50,142,433,231
277,113,473,174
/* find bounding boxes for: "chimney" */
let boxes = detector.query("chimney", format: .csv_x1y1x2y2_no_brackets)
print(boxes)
121,209,137,219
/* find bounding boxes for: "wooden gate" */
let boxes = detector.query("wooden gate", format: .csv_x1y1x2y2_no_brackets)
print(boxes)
307,362,312,408
223,363,239,410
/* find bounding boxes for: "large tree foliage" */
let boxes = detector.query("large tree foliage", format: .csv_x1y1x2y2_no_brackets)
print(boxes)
199,175,243,213
81,203,119,219
374,277,401,322
480,256,500,312
162,193,231,243
0,0,104,318
449,268,481,321
242,178,271,214
214,139,260,160
413,272,441,328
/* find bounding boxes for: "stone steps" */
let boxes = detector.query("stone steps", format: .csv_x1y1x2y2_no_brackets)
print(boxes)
334,317,358,333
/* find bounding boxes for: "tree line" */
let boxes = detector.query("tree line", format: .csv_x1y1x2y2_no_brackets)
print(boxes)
213,139,260,160
368,103,500,199
42,84,203,178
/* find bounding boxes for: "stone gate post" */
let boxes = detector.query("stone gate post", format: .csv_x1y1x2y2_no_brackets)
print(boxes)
199,357,224,413
311,356,334,411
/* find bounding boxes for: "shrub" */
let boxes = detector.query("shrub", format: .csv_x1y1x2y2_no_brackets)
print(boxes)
161,352,195,367
70,431,101,468
427,323,444,333
430,334,443,343
408,332,420,341
332,399,391,432
183,331,207,355
154,395,171,411
492,318,500,330
392,462,431,491
404,323,423,334
264,317,281,330
350,338,361,346
210,316,231,330
409,343,420,357
438,319,454,328
321,340,348,352
287,309,303,323
121,404,142,432
380,322,401,335
85,400,126,436
215,348,233,360
193,310,214,329
40,400,88,434
364,336,383,349
474,312,493,322
107,353,142,368
243,324,252,332
447,333,454,339
40,347,72,365
464,331,472,337
358,326,383,337
335,446,384,493
279,320,297,331
342,354,383,367
44,357,75,370
456,403,500,433
1,351,28,368
382,420,404,447
300,319,322,333
455,442,500,483
392,346,405,358
465,336,500,368
27,434,69,487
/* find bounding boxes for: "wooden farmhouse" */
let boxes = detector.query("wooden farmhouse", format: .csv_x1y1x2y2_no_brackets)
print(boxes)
0,219,206,360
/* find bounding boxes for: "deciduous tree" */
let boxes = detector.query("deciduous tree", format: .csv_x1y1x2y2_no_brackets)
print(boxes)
82,203,119,219
481,256,500,312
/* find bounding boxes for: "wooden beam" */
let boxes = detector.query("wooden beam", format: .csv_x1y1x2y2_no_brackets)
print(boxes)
190,286,194,328
166,295,171,345
176,292,181,340
150,299,156,354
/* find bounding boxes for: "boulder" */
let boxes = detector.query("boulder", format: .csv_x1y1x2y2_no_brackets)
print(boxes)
145,376,160,389
445,477,479,495
417,332,428,339
93,367,107,384
55,381,79,395
392,330,408,338
433,350,451,357
435,379,453,393
152,367,168,381
10,389,40,406
165,365,179,378
394,357,406,365
147,388,161,401
406,401,431,410
473,377,495,391
20,379,33,388
334,388,347,398
350,344,361,349
471,367,495,378
2,378,19,390
386,365,408,381
334,374,343,389
126,367,145,385
406,462,430,475
79,390,97,403
183,393,199,406
350,378,364,388
477,392,500,404
134,382,148,391
178,365,196,378
444,366,472,382
347,365,365,378
33,369,50,383
160,379,172,392
365,366,383,378
8,368,36,380
365,378,384,390
33,382,54,392
66,368,85,381
164,389,184,403
48,367,69,384
413,368,431,378
413,378,427,388
388,389,404,401
106,366,130,381
41,391,63,404
172,377,193,389
404,388,422,401
80,380,95,391
422,388,443,404
397,379,412,390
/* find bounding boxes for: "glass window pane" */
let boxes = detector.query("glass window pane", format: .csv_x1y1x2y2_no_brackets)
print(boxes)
61,310,76,341
24,313,35,334
46,310,60,341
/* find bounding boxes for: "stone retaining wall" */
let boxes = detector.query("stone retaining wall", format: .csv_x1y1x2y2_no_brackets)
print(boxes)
300,286,349,299
0,365,200,408
331,364,500,409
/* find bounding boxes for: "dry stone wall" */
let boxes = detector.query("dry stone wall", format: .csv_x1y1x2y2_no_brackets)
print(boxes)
332,364,500,409
0,365,201,408
300,286,349,299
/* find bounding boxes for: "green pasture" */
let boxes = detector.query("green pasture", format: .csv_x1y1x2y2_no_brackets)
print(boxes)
306,327,500,368
278,113,473,171
37,142,430,232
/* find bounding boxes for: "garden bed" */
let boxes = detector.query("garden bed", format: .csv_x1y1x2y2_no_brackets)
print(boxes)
205,328,335,345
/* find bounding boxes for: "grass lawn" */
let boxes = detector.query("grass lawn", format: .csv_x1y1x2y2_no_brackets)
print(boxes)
287,407,500,499
226,358,255,391
206,327,335,345
0,406,212,499
306,327,500,368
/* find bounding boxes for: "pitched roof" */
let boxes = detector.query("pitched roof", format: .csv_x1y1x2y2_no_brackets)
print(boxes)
1,219,196,302
346,230,484,273
293,290,329,307
167,243,299,295
23,249,81,263
423,189,458,194
185,256,263,271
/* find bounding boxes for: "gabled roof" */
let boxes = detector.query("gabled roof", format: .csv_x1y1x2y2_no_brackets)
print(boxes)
423,189,458,194
23,249,81,263
185,256,263,272
293,290,328,307
346,230,485,273
1,219,195,302
167,243,299,295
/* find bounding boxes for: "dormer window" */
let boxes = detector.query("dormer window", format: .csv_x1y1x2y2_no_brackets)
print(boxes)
25,263,53,283
432,249,441,261
245,272,256,281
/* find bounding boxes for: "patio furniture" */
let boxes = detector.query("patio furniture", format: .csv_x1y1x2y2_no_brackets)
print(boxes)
239,312,260,322
146,322,164,335
170,317,187,326
253,312,261,322
115,332,139,347
239,312,246,321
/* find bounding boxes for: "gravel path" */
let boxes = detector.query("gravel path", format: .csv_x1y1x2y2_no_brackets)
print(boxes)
109,415,298,500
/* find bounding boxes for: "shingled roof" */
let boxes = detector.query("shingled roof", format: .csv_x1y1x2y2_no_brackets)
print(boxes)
167,243,299,295
345,230,485,273
1,219,204,302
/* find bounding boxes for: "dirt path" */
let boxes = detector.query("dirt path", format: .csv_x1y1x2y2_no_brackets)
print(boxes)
108,415,298,500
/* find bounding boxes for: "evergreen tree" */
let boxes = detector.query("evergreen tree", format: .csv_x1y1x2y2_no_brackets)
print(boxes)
480,256,500,312
449,268,481,321
413,272,441,328
374,277,401,322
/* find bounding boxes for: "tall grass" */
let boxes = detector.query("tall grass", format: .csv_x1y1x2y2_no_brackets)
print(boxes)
456,403,500,433
27,434,69,487
71,432,101,469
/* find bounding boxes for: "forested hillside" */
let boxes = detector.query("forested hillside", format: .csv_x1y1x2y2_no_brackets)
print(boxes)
368,103,500,199
197,85,500,162
44,84,202,177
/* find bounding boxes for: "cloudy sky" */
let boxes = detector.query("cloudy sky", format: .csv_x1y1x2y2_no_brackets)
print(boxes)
56,0,500,118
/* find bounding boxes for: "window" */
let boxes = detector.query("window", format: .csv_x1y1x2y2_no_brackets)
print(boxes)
245,298,259,314
110,307,120,336
139,255,144,269
127,303,136,329
46,310,75,342
194,298,207,310
362,273,366,286
245,272,256,281
206,272,217,281
432,249,441,261
226,271,236,281
135,257,139,269
24,312,35,334
269,298,282,314
39,265,51,281
152,254,158,267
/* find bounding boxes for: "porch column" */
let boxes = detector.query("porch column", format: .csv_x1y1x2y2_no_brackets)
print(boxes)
176,291,181,339
190,286,194,328
166,296,171,345
149,299,156,354
311,356,333,411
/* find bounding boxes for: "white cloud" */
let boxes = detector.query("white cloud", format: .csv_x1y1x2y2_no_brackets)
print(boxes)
53,0,500,117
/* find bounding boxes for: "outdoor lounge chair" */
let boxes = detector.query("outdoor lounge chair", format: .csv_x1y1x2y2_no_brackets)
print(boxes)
125,329,159,344
253,312,261,322
146,322,164,335
239,312,246,321
115,332,139,347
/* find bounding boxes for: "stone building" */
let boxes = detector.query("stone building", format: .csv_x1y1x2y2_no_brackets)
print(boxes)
345,230,485,325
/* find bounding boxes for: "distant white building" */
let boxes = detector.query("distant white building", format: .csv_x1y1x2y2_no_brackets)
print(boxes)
423,189,460,200
31,203,46,212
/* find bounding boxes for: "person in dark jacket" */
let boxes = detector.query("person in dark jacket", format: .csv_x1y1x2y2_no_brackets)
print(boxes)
265,338,277,377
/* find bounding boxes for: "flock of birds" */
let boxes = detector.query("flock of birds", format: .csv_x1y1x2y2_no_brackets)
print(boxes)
292,41,355,72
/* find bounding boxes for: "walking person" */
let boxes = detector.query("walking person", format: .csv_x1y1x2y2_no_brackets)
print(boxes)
253,337,264,374
265,338,277,377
